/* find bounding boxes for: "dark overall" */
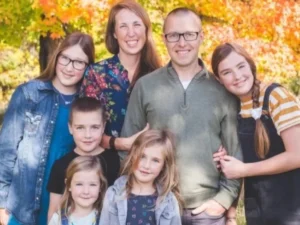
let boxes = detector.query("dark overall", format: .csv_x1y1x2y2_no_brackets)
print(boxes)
238,83,300,225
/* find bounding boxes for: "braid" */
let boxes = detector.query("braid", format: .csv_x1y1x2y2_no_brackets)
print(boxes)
252,79,270,158
252,79,261,108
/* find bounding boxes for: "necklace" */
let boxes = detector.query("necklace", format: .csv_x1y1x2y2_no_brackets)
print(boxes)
59,92,76,105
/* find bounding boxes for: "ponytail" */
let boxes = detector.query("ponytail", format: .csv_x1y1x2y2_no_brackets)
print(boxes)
252,79,270,158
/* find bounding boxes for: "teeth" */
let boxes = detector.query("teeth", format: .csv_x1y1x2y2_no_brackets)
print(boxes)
127,40,138,46
177,50,189,55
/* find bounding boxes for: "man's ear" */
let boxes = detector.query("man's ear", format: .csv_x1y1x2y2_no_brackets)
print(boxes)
199,30,204,45
162,33,167,46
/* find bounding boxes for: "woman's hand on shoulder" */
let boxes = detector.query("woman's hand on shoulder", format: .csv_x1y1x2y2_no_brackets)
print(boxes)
117,123,150,151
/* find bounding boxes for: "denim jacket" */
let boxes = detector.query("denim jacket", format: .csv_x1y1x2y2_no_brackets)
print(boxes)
99,176,182,225
0,80,69,224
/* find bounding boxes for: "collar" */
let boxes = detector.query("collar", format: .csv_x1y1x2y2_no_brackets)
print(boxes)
36,80,54,91
166,58,210,80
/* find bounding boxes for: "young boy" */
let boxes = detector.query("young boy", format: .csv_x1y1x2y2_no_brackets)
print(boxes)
47,97,120,220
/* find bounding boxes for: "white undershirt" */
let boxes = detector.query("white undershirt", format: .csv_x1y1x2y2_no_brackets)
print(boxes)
180,80,192,89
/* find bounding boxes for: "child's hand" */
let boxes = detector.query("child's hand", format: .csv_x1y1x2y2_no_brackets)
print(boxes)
213,146,227,169
220,156,246,179
0,208,9,225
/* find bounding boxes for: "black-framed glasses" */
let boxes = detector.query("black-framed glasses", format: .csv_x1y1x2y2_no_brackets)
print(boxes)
57,54,88,71
164,32,199,43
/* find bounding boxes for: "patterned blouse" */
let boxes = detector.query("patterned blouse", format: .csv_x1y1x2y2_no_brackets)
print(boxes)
80,55,130,137
126,193,157,225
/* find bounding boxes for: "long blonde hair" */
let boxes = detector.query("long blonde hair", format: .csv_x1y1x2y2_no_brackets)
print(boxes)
60,156,107,216
121,130,183,210
211,42,270,159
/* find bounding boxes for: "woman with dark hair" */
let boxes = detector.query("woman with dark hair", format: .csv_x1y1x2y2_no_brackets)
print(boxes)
0,32,95,225
80,0,161,153
212,42,300,225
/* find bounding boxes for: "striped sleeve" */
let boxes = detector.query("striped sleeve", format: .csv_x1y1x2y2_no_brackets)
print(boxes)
269,87,300,134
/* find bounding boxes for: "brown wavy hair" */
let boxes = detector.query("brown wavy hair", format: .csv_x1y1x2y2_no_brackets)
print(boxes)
37,31,95,81
121,129,183,211
211,42,270,159
60,156,107,217
105,0,161,88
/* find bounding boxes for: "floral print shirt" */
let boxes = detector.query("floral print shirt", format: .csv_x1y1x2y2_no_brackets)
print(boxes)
80,55,130,137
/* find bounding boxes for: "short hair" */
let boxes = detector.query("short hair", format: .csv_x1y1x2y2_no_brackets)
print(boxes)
37,32,95,81
69,97,106,124
163,7,201,32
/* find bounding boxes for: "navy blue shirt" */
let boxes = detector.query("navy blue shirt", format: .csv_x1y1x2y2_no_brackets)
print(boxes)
126,193,158,225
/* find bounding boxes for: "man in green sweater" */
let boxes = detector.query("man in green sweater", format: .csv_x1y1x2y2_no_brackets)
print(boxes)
121,7,241,225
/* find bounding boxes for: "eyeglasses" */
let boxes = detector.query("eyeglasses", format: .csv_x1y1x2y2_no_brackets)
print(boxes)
164,32,199,43
57,54,88,71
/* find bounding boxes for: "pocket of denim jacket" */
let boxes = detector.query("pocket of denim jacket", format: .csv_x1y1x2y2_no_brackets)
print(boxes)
24,111,42,136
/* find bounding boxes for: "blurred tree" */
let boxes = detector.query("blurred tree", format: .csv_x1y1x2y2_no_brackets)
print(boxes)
0,0,299,107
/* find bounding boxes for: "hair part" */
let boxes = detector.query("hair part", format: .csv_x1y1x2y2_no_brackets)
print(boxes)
69,97,107,124
121,129,183,211
37,31,95,81
60,156,107,216
105,0,161,88
163,7,202,33
211,42,270,158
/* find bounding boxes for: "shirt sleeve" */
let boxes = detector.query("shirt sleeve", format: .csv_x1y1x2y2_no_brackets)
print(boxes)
120,79,147,159
47,160,66,194
48,212,60,225
268,86,300,135
213,93,242,209
0,86,26,207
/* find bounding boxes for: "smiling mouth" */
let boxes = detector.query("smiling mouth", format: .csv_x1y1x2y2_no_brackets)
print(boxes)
140,170,150,175
126,40,138,46
234,79,246,87
176,50,190,55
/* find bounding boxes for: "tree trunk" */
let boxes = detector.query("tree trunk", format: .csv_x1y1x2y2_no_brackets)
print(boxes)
39,33,60,72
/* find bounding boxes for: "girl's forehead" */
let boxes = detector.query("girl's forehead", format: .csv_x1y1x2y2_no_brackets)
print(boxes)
142,145,165,158
72,170,99,180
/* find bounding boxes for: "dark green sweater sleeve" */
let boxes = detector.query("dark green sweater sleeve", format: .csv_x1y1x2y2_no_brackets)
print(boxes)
213,94,242,209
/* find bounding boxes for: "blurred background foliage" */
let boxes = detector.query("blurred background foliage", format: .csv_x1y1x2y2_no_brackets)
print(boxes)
0,0,299,118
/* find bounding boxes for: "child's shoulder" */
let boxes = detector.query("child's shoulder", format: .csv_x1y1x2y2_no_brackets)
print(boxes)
55,151,77,166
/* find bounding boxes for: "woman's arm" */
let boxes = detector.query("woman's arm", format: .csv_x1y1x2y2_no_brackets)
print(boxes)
101,124,149,151
0,86,26,208
221,124,300,178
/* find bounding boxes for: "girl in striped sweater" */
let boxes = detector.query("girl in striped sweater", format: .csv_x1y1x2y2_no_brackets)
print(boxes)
212,43,300,225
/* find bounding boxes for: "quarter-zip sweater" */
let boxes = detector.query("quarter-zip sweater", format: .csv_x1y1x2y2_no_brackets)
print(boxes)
121,60,241,209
